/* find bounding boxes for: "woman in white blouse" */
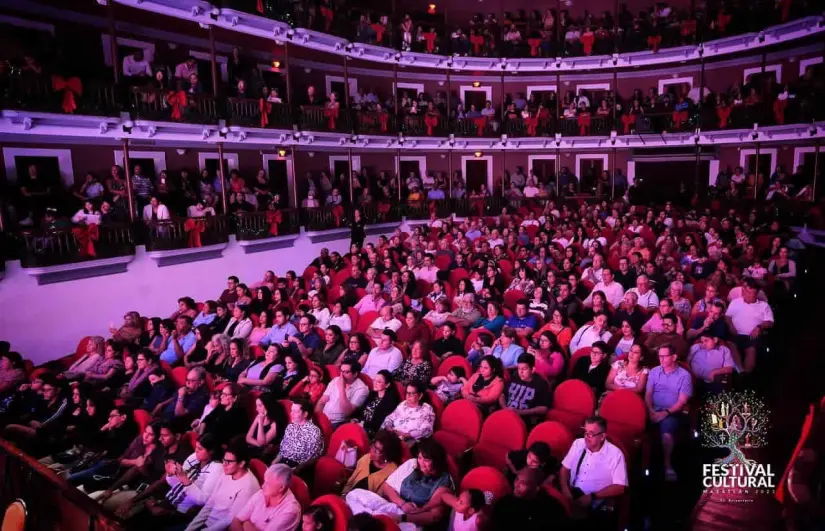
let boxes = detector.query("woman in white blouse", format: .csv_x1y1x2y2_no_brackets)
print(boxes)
604,344,649,395
424,299,451,327
328,301,352,333
71,200,101,225
381,380,435,444
310,294,331,330
224,306,253,339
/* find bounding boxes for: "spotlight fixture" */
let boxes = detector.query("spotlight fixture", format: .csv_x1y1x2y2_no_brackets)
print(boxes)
273,27,282,37
238,131,247,141
147,126,157,137
22,117,33,131
272,60,281,68
278,149,287,157
612,53,619,65
345,43,353,53
394,52,402,61
554,132,562,146
122,120,134,133
555,57,562,68
698,42,704,56
335,42,343,51
286,29,295,39
202,128,212,140
474,151,483,158
292,131,301,140
229,16,239,27
191,6,202,17
219,126,229,138
427,4,436,14
472,81,481,88
757,31,765,43
99,122,109,134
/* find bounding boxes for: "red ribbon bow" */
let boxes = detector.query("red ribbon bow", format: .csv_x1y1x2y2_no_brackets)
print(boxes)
325,106,339,129
266,210,283,236
647,35,662,52
524,116,538,136
470,35,484,55
256,0,264,13
259,98,272,128
527,38,542,57
184,218,206,248
424,114,439,135
72,224,99,258
331,205,344,227
167,91,187,120
577,113,592,135
580,33,595,55
377,112,388,132
51,75,83,114
773,99,788,125
474,117,487,137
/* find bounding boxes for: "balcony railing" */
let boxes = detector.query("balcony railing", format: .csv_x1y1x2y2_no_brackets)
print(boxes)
301,206,347,231
0,439,124,530
300,105,352,133
355,111,398,135
130,88,220,125
1,75,120,116
234,209,301,240
145,215,230,251
18,223,135,268
228,98,292,129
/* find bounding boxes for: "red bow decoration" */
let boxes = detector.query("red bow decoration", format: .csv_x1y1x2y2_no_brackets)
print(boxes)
470,35,484,55
577,113,591,135
647,35,662,52
259,98,272,128
424,114,439,136
377,112,388,132
324,106,339,129
257,0,264,12
580,33,595,55
681,20,697,37
184,218,206,248
424,32,437,53
474,117,487,137
472,199,485,217
377,202,390,218
266,210,283,236
671,110,689,130
372,23,385,44
621,114,636,134
331,205,344,227
51,75,83,114
524,116,538,136
167,91,187,120
716,107,732,128
773,99,788,125
428,201,437,215
72,224,99,258
527,38,542,57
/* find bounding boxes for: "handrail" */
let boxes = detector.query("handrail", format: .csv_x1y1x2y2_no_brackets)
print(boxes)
18,223,135,268
228,97,292,128
0,438,124,530
130,87,220,124
0,74,121,116
234,209,301,240
145,215,230,251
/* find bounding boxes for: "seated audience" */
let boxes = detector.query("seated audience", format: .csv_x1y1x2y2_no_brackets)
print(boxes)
381,380,436,443
362,330,404,378
316,360,370,427
499,353,550,427
570,340,612,396
461,355,505,415
342,430,403,495
274,400,324,470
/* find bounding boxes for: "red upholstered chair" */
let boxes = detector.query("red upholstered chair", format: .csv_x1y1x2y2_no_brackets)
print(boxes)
448,268,469,285
436,355,473,379
426,391,445,426
472,410,527,469
544,485,572,517
460,466,511,503
566,347,592,377
434,255,452,270
302,266,317,283
545,380,596,434
249,458,268,484
432,399,483,458
312,456,350,497
133,409,152,433
464,328,496,353
311,494,352,531
171,366,189,388
355,311,379,334
526,421,574,461
599,390,648,449
290,475,312,509
315,412,334,450
326,423,371,458
183,431,198,451
503,289,526,312
347,308,360,332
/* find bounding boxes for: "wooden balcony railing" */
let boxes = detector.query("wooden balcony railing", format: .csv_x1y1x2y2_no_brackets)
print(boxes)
402,114,448,137
356,111,397,135
454,117,500,137
130,88,220,124
300,206,347,231
228,98,292,129
144,215,230,251
0,439,124,530
234,209,301,240
359,202,402,224
1,75,120,116
18,223,135,268
300,105,352,133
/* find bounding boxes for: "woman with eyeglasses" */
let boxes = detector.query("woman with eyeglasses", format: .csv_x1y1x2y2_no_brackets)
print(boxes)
342,430,403,496
381,380,435,444
196,383,249,445
335,333,370,367
570,340,612,396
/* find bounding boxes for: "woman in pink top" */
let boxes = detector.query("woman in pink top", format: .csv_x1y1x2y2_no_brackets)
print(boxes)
528,331,565,384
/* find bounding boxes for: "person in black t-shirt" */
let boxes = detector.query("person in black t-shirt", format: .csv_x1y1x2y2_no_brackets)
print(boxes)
505,441,559,485
499,353,549,428
571,341,611,396
431,322,464,360
491,468,570,531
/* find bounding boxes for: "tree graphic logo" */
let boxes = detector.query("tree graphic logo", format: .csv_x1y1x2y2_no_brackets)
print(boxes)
700,390,775,492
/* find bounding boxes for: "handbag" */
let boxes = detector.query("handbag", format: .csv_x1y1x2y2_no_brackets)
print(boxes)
334,440,358,468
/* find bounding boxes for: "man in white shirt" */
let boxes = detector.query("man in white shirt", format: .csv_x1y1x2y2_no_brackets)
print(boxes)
725,280,774,373
569,312,612,353
414,255,439,283
362,330,403,378
559,416,627,525
316,360,369,426
628,274,660,309
122,50,152,78
184,440,260,531
367,305,402,340
583,268,625,308
580,254,604,285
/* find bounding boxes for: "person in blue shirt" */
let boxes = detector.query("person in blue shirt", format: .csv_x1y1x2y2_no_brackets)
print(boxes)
505,300,539,338
259,309,298,348
192,300,217,328
161,366,210,422
474,302,507,335
284,315,323,359
490,327,526,369
159,316,196,365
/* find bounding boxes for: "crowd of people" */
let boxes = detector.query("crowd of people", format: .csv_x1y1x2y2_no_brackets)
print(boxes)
0,189,800,529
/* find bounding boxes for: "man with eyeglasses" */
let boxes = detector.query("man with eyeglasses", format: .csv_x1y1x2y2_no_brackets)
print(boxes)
283,315,323,360
362,330,403,378
317,360,370,427
559,416,627,528
2,373,69,457
645,344,692,482
185,438,260,531
162,367,210,422
643,313,688,363
258,309,298,349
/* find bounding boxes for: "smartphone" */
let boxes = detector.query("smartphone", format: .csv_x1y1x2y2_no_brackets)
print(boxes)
135,483,150,494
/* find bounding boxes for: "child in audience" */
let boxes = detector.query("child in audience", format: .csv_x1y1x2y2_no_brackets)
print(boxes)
466,335,493,368
444,488,487,531
191,390,220,432
301,366,326,405
430,367,466,404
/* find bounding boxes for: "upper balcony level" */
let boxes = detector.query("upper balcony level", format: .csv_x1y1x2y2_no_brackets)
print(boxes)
116,0,825,72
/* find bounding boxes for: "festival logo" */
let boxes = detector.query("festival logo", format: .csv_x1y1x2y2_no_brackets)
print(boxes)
700,390,776,495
